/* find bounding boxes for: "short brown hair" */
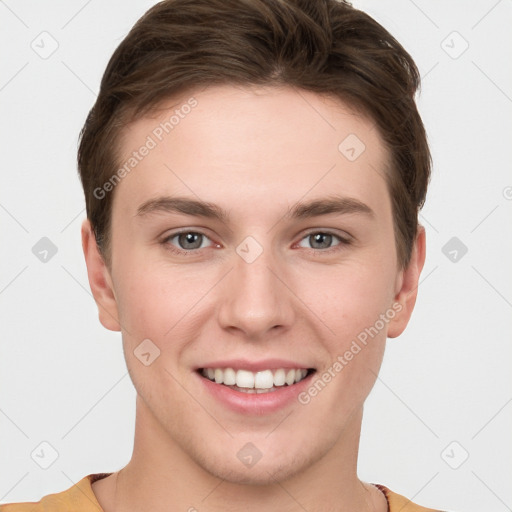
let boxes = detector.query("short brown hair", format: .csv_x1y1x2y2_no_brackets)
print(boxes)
78,0,431,269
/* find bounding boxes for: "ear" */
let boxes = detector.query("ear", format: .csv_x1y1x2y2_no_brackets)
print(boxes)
81,219,121,332
387,225,426,338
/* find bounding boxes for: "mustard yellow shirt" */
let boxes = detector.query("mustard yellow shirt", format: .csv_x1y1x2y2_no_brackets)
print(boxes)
0,473,444,511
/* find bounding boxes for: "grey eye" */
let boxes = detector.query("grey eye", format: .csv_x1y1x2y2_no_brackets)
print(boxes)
309,233,333,249
177,232,205,250
298,232,342,250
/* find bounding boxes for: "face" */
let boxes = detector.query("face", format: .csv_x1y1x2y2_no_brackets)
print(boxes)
83,85,424,484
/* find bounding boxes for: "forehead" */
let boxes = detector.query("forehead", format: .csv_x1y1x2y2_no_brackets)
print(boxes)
112,84,391,223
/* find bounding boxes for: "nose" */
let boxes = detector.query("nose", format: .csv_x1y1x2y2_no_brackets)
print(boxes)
217,243,296,341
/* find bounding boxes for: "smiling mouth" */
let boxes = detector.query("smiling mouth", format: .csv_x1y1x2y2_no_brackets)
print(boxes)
198,367,316,394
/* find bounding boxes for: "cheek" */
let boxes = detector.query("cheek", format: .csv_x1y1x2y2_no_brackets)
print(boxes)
320,264,395,398
301,263,393,388
115,273,166,340
298,269,390,418
114,265,202,407
114,259,217,345
307,262,396,341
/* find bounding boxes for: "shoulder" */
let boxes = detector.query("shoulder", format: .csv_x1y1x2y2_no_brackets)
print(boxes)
376,484,447,512
0,474,110,512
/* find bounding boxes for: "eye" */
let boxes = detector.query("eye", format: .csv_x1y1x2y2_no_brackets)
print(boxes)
162,231,214,254
297,231,350,252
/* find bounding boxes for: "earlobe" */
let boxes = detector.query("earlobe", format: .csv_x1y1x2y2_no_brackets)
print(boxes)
387,226,426,338
81,219,121,332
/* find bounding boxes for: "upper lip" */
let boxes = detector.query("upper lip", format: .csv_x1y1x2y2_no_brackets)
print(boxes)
196,358,315,372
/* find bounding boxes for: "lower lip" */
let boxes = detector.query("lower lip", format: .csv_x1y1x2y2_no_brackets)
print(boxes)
196,371,315,415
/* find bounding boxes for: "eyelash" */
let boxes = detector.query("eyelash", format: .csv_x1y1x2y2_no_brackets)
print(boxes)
160,229,352,256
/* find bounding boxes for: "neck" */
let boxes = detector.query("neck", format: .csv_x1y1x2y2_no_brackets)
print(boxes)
95,396,386,512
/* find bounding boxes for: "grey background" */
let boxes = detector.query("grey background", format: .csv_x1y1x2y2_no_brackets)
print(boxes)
1,1,511,510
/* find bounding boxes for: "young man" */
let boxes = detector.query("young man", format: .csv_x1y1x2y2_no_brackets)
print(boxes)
1,0,444,510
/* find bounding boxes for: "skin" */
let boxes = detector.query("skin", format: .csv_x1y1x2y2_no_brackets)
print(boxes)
82,84,426,512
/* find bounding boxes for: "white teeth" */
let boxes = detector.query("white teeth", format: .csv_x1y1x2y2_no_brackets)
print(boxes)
201,367,311,389
295,369,307,383
273,368,285,386
223,367,236,385
236,369,255,388
254,370,274,389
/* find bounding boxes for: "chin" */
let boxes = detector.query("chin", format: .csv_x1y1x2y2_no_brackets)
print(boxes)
204,460,302,486
193,442,320,486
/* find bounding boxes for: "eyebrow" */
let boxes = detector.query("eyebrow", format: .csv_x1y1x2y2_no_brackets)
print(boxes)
135,194,374,224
